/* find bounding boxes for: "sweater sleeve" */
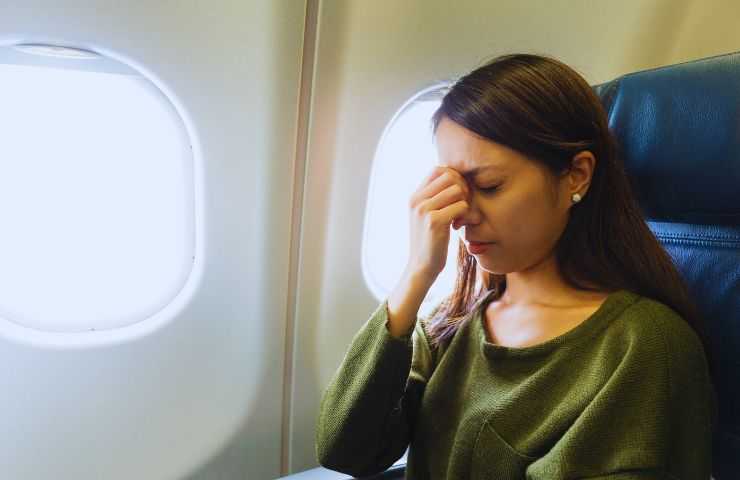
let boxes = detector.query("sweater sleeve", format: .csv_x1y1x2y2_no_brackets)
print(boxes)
315,299,439,478
525,302,715,480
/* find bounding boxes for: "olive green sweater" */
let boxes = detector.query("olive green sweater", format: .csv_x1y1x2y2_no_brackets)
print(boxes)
315,289,717,479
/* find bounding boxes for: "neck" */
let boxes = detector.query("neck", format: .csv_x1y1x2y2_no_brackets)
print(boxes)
499,253,586,308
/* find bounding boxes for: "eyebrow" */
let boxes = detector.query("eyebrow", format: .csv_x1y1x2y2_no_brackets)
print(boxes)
460,165,503,180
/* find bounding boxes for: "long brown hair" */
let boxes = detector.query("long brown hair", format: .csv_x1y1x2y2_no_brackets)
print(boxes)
425,53,715,383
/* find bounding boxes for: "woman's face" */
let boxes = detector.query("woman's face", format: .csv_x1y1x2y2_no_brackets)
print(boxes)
434,117,580,275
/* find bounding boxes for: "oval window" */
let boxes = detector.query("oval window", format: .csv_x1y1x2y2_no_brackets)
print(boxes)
362,83,459,317
0,44,195,333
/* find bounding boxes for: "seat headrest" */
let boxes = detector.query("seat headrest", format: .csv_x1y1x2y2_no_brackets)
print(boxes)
593,52,740,226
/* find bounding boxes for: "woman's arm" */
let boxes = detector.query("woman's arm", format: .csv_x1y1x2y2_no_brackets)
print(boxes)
315,296,439,478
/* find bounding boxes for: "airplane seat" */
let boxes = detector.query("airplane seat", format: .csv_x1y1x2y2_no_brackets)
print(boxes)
590,50,740,480
279,51,740,479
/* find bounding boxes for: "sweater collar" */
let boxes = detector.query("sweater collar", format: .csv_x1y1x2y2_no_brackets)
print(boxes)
475,289,641,359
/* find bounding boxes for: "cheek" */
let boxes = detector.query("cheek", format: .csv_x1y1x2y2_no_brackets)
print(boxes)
500,195,552,242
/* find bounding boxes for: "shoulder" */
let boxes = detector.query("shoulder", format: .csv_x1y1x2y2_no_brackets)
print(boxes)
592,293,712,413
620,294,704,350
634,296,711,379
623,294,716,427
610,293,708,373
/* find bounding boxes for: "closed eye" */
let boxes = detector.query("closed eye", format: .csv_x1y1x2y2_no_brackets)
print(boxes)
479,185,500,194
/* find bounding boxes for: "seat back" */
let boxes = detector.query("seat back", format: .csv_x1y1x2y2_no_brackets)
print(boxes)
593,51,740,478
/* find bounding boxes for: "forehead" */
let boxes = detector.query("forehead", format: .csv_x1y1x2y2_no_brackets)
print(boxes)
434,118,521,178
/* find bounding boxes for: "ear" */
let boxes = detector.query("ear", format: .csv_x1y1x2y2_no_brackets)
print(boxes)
568,150,596,197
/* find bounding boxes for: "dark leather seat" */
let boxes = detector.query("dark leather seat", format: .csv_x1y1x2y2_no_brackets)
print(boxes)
591,50,740,479
281,51,740,479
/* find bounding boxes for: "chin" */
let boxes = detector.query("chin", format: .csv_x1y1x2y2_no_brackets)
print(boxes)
474,260,507,276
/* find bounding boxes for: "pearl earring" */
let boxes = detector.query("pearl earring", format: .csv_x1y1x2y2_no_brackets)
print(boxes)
572,193,582,203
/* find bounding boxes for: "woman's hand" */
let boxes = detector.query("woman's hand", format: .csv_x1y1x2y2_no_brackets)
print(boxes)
405,166,470,283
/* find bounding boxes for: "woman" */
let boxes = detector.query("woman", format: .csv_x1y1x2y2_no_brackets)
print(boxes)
316,53,717,479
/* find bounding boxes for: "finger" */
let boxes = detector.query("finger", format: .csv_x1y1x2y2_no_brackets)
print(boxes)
420,182,467,214
418,165,448,188
441,167,470,198
423,172,462,203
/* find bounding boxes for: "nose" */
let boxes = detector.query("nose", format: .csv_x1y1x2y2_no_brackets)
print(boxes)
455,187,481,229
456,210,479,230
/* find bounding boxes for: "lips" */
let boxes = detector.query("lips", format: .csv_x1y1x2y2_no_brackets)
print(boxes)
466,240,491,254
467,240,492,246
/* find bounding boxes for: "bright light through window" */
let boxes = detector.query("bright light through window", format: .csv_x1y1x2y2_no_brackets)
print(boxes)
0,46,194,333
363,86,460,316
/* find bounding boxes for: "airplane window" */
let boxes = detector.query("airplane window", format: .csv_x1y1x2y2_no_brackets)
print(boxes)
0,44,194,333
362,84,458,316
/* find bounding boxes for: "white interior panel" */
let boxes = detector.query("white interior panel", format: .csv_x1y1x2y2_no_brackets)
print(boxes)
0,1,305,479
294,0,740,475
